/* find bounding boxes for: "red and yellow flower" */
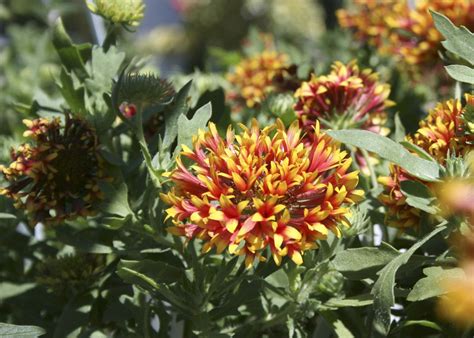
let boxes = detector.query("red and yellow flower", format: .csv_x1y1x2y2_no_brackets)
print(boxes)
338,0,474,75
0,116,105,225
161,120,364,268
294,60,393,136
379,95,474,229
226,50,290,109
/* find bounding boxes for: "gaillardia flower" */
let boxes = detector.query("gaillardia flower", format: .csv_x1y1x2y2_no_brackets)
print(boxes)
379,95,474,229
226,50,290,109
294,60,393,136
161,120,364,268
0,116,105,225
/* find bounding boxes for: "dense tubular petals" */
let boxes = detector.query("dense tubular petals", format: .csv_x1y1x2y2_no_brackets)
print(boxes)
162,119,363,267
378,96,474,228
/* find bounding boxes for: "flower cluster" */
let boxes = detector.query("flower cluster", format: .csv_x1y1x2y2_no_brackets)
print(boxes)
294,60,393,136
338,0,474,73
0,116,105,225
161,120,364,268
379,95,474,228
226,50,290,109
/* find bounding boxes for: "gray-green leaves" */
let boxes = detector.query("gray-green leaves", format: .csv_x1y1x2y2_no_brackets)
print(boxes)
326,130,440,181
432,10,474,84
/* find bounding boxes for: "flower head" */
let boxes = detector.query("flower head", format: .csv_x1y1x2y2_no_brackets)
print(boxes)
337,0,397,48
161,120,364,268
294,60,393,135
86,0,145,27
0,116,105,225
379,95,474,229
227,50,290,109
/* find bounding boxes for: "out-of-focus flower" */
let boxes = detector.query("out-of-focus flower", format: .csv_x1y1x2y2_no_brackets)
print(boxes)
226,50,290,109
437,233,474,327
0,116,105,225
161,120,364,268
379,95,474,229
384,0,474,69
337,0,397,48
86,0,145,27
338,0,474,75
36,254,105,294
294,60,393,136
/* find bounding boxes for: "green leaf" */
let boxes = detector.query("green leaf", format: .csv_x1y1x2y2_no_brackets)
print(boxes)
393,113,406,143
319,311,354,338
0,213,16,220
326,130,439,181
407,266,465,301
326,294,374,308
0,323,45,337
445,64,474,84
52,18,90,78
391,320,442,334
85,46,125,94
57,67,86,113
431,10,474,65
99,181,133,218
332,243,399,279
400,180,438,214
0,283,36,300
371,225,447,336
399,142,436,162
117,260,184,287
162,81,192,150
176,102,212,151
55,227,113,254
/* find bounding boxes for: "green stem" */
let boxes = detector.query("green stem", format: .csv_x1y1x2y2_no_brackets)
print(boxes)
360,148,378,190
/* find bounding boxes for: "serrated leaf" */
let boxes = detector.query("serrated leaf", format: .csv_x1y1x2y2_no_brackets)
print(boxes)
326,130,440,181
400,180,438,214
85,46,125,93
407,266,465,301
445,64,474,84
432,10,474,65
99,181,133,218
176,102,212,151
371,225,447,336
0,323,45,337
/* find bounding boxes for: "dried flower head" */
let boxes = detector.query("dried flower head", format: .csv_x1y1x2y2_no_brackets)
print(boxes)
294,60,393,136
379,95,474,229
36,254,105,294
86,0,146,27
161,120,364,268
0,116,105,225
227,50,290,109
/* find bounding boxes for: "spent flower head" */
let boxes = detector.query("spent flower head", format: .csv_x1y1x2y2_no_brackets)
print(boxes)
0,116,106,225
161,119,364,268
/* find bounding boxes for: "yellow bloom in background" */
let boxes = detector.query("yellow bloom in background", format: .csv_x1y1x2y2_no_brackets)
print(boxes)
379,95,474,229
438,234,474,328
338,0,474,74
161,120,364,268
86,0,145,27
0,116,105,225
226,50,290,109
294,60,393,136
